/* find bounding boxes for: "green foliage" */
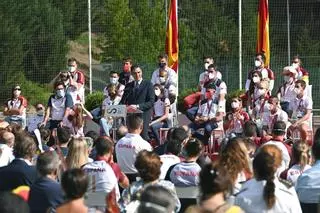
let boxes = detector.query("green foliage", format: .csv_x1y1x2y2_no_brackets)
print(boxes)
85,91,104,111
225,89,246,112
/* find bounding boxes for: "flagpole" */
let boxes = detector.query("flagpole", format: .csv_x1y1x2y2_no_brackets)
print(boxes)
239,0,242,90
88,0,92,94
286,0,291,65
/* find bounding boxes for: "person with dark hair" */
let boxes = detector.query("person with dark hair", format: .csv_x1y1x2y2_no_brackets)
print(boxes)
3,84,28,129
56,126,72,157
159,139,181,179
260,121,291,175
287,79,313,142
66,57,85,104
151,53,177,86
243,120,262,146
0,192,29,213
41,81,74,129
0,135,37,190
166,138,203,186
94,136,129,189
137,185,176,213
28,152,64,213
119,56,134,86
235,144,301,212
121,150,180,212
115,114,152,182
195,163,242,212
120,65,155,141
56,168,88,213
296,139,320,204
291,55,309,84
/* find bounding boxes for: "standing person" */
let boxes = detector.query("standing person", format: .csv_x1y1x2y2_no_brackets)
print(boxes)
115,115,152,182
4,85,28,129
41,81,74,130
120,65,155,141
287,80,313,141
151,53,177,86
56,169,89,213
235,144,302,213
66,57,85,104
291,55,309,84
119,56,134,86
28,152,64,213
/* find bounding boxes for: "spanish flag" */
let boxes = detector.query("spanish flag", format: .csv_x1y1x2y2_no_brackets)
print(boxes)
257,0,270,67
165,0,179,72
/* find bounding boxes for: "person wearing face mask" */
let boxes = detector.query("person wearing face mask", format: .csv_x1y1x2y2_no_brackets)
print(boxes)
252,80,270,129
4,85,28,129
248,71,269,113
245,53,274,95
103,71,125,104
287,80,313,142
224,97,249,137
119,56,135,86
66,57,85,104
262,96,289,137
291,55,309,84
151,53,177,86
150,85,171,146
276,66,298,114
27,104,46,133
188,83,224,145
41,81,74,130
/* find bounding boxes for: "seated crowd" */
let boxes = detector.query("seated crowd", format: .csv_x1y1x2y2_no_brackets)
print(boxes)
0,53,317,213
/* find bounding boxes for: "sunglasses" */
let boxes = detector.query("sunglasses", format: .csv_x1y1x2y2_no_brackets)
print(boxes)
14,88,21,91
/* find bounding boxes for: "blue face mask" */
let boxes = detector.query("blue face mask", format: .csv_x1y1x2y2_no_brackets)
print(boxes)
56,89,65,98
159,62,166,68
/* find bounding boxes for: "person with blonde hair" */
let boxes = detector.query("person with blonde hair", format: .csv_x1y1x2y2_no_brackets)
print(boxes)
235,144,302,213
66,137,89,169
219,137,252,194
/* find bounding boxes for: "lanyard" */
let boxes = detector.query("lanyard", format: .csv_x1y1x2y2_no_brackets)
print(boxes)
206,100,214,117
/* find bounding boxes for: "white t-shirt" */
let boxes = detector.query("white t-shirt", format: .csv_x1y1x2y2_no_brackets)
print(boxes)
287,164,311,186
27,115,44,133
278,82,296,103
169,161,201,187
159,154,180,180
115,133,152,174
289,95,313,120
0,144,14,167
153,98,170,118
151,67,177,86
262,107,289,129
82,160,120,200
199,71,222,84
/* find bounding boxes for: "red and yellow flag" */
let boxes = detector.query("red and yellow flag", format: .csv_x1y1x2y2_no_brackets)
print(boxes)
165,0,179,72
256,0,270,67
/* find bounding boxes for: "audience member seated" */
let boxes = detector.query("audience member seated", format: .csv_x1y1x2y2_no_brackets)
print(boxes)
291,55,309,84
115,115,152,182
28,152,64,213
0,131,15,167
189,83,224,145
56,169,89,213
151,53,177,86
27,103,45,133
224,97,249,137
150,84,170,146
165,138,202,187
243,120,262,146
296,138,320,204
95,136,129,189
235,144,302,213
0,191,30,213
159,139,181,180
136,185,177,213
284,140,311,186
277,66,298,113
189,163,243,213
66,137,89,169
260,121,291,175
41,81,74,130
251,79,270,128
219,137,252,194
287,80,313,142
63,103,92,137
121,150,180,212
3,85,27,129
0,135,37,191
262,96,289,136
55,126,72,157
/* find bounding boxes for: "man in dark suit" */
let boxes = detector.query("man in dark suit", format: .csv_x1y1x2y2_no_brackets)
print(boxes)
120,65,155,141
0,134,37,191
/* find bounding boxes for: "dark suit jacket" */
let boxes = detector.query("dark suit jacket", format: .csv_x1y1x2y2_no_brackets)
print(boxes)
0,159,37,191
121,79,155,140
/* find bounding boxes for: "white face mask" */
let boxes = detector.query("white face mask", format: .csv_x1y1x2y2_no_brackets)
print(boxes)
284,76,294,83
252,76,260,83
13,90,21,97
255,60,262,67
231,102,240,109
154,88,161,97
204,63,209,70
208,73,215,80
258,89,265,97
294,88,300,95
159,77,166,84
110,77,118,85
292,63,299,69
56,89,65,98
68,66,76,73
